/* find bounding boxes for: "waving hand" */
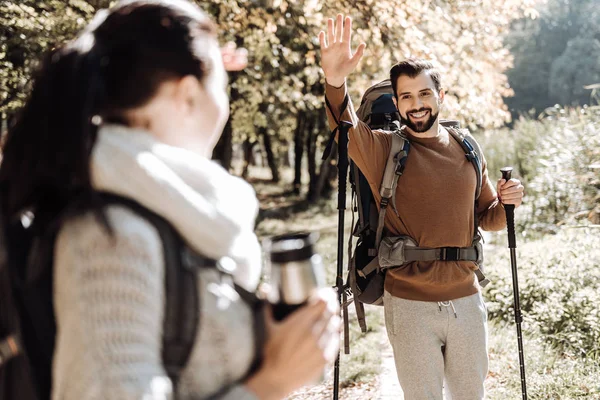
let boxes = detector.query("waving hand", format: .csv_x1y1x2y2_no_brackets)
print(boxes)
318,14,366,88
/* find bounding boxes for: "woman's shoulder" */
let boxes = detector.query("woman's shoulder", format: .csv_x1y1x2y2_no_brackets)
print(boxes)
55,203,165,268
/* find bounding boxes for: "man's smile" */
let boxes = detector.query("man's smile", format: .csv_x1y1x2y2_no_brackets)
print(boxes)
408,109,430,121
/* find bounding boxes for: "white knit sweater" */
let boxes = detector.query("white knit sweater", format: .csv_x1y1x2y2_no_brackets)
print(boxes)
52,125,262,400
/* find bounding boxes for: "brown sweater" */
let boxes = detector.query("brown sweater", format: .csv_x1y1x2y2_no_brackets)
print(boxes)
325,83,506,301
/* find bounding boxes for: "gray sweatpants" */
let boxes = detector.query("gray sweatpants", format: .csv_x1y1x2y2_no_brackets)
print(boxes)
383,290,488,400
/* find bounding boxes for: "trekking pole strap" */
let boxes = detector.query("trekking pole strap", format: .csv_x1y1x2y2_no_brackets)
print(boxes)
322,95,350,161
342,289,350,354
343,205,355,355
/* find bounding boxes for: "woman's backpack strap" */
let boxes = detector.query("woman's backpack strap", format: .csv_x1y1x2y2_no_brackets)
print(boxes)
97,193,200,387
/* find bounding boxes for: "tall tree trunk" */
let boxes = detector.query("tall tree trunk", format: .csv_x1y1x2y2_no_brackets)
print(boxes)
305,112,319,200
0,112,5,152
308,111,335,202
212,118,233,171
310,143,336,202
85,0,112,10
260,127,280,183
241,138,257,180
7,113,15,131
323,156,336,198
321,112,336,198
293,111,306,195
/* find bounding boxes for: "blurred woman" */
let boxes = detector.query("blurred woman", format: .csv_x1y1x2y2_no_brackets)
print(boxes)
0,1,339,399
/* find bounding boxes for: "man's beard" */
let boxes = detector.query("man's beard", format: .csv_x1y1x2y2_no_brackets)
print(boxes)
400,108,439,133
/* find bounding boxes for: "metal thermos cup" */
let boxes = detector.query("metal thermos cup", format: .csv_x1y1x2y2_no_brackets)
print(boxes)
264,232,325,321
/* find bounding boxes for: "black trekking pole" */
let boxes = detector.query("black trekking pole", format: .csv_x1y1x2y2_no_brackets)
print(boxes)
500,167,527,400
332,121,352,400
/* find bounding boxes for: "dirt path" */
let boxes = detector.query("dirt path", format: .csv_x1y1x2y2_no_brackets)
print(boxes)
284,338,403,400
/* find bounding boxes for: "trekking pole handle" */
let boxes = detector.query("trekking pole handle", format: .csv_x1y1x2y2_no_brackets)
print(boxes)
500,166,513,183
500,167,516,249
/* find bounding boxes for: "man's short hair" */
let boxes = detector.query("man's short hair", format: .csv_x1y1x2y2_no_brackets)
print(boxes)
389,59,442,99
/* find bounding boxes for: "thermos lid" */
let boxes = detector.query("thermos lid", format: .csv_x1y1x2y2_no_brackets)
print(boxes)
267,232,319,264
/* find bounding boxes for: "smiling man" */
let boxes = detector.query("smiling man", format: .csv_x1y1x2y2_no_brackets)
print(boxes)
319,14,525,400
394,66,442,134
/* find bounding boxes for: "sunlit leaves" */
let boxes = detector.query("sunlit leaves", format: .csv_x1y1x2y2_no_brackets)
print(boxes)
1,0,541,138
0,1,94,113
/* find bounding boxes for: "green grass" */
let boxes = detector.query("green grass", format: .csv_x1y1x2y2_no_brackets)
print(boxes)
339,306,384,386
484,227,600,359
487,322,600,399
484,227,600,399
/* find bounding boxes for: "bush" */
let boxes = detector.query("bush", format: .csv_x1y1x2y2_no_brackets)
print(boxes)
474,105,600,237
484,227,600,360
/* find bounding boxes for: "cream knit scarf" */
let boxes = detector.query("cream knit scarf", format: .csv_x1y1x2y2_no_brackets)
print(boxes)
90,124,262,291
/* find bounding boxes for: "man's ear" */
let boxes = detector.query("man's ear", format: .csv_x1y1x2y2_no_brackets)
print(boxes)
438,88,445,104
392,96,398,109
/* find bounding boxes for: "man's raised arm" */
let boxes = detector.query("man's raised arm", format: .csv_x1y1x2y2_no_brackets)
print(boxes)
319,14,364,132
319,14,390,183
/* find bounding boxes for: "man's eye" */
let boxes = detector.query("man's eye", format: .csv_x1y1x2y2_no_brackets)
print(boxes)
421,92,431,97
402,95,411,100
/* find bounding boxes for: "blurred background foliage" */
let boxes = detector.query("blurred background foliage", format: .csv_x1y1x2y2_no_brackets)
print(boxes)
504,0,600,118
0,0,598,224
475,104,600,238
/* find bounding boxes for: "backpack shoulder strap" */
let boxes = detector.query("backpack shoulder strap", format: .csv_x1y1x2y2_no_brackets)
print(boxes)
98,194,200,387
379,130,409,201
98,194,267,383
445,128,490,286
447,127,483,201
463,131,484,200
374,131,410,248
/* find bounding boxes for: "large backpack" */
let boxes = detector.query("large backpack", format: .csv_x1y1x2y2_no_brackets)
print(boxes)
0,193,263,400
341,79,490,346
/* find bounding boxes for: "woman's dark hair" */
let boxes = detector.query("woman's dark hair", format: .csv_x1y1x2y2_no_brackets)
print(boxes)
0,0,216,225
